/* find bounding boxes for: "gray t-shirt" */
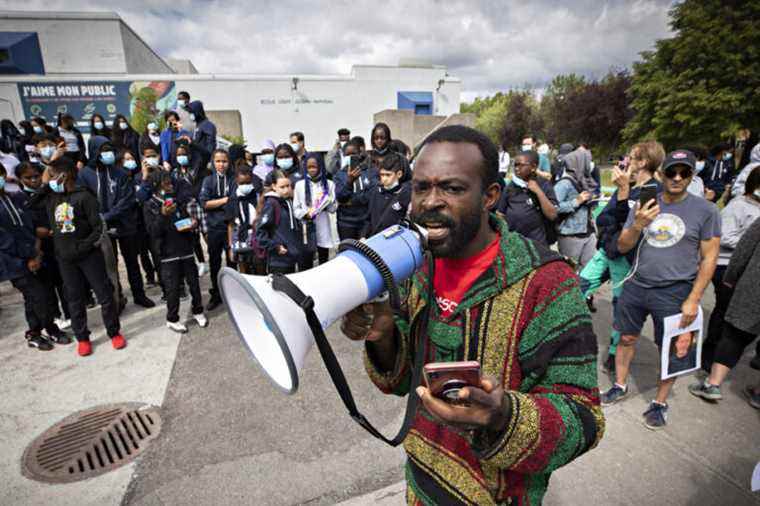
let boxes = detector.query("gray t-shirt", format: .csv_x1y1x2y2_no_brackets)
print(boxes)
624,193,721,288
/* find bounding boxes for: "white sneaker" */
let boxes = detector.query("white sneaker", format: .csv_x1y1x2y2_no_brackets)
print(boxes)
166,321,188,333
55,318,72,330
197,262,209,277
193,313,208,328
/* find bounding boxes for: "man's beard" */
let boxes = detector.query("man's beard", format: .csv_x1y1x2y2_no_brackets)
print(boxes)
411,206,483,258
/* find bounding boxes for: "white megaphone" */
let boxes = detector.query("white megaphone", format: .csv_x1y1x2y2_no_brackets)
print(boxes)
218,223,427,394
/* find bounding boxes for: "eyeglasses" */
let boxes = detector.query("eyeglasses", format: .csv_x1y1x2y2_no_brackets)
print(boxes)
663,166,693,179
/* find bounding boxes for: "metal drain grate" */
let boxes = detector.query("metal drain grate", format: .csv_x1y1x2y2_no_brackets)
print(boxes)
22,403,162,483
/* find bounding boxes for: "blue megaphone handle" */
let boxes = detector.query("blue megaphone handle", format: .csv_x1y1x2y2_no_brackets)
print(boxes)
337,225,425,301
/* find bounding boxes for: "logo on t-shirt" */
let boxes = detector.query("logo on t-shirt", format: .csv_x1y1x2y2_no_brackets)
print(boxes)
647,213,685,248
54,202,76,233
436,295,458,315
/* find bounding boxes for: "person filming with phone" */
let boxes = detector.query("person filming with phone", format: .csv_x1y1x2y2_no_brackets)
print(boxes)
341,126,603,505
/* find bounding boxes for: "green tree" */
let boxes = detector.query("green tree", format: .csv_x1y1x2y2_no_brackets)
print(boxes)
623,0,760,148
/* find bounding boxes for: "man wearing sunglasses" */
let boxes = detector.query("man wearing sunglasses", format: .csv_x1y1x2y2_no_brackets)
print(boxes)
601,149,721,430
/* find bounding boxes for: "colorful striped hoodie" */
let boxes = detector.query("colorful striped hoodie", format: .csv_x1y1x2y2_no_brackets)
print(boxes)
364,215,604,505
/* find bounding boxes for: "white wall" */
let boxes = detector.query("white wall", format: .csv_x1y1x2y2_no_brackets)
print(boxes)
0,66,462,151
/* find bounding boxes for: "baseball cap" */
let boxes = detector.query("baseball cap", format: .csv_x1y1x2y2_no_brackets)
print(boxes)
663,149,696,171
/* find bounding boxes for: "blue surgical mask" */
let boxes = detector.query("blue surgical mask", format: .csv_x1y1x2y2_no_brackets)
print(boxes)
123,159,137,170
100,151,115,165
177,99,186,108
375,146,388,155
236,184,254,197
723,153,733,161
0,176,5,190
33,126,43,134
49,179,65,193
94,121,104,130
695,160,705,174
177,155,189,166
147,122,158,132
261,153,274,166
278,158,294,170
289,143,300,153
119,122,128,130
511,175,528,188
341,156,351,169
521,144,533,152
40,145,56,162
23,184,36,193
146,156,159,168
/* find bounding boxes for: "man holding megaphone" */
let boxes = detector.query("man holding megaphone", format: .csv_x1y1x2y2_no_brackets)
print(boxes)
342,126,604,505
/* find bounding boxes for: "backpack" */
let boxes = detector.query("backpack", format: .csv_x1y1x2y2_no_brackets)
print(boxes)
249,196,281,261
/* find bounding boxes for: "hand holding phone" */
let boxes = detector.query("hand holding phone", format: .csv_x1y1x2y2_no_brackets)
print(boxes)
423,361,481,404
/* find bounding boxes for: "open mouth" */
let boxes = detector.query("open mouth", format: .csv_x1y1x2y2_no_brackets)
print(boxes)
422,223,450,241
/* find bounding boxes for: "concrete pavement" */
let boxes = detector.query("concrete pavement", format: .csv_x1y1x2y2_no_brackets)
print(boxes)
1,269,759,505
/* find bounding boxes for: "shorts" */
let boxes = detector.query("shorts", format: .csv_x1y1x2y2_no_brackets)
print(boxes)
614,280,693,347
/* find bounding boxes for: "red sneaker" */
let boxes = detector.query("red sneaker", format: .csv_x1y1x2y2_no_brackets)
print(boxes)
77,340,92,357
111,334,126,350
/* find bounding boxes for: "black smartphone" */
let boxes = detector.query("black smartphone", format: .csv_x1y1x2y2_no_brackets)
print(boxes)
349,155,360,171
638,185,658,208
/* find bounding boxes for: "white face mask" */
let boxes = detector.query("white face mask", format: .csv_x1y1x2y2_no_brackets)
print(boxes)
695,160,705,174
521,144,533,152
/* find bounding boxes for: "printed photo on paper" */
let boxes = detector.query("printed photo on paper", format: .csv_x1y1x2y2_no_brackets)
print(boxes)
661,307,703,380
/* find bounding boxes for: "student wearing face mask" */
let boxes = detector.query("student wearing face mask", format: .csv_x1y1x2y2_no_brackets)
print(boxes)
160,111,192,172
225,162,264,273
31,157,126,356
118,150,158,287
31,117,53,136
187,100,217,172
55,114,87,168
111,114,141,163
253,139,276,182
363,152,411,238
273,142,303,187
172,142,208,274
78,137,155,309
0,161,71,350
256,169,302,275
293,153,337,269
87,114,111,158
289,131,308,168
334,137,378,240
17,162,72,330
701,142,735,202
368,123,393,170
139,120,162,160
175,91,195,138
34,133,67,167
143,170,207,333
325,128,351,176
200,149,235,310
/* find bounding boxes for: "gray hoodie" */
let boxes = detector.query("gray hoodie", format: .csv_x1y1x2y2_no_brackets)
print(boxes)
731,144,760,197
718,194,760,265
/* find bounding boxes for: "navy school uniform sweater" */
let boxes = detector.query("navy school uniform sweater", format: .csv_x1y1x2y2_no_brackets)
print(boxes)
199,171,235,231
334,160,379,229
363,181,411,237
255,192,303,270
0,191,37,281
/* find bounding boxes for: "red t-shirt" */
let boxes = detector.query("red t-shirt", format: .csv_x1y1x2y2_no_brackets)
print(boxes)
433,234,501,318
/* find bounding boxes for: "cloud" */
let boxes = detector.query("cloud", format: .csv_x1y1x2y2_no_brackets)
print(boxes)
11,0,673,97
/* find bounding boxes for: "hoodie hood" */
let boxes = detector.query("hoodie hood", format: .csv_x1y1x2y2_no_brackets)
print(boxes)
187,101,207,123
563,149,598,192
89,135,110,157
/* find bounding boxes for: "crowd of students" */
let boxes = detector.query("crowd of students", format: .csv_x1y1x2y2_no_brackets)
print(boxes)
0,93,414,357
1,96,759,416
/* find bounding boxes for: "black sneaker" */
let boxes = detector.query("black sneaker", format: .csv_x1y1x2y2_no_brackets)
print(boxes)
642,401,668,430
601,384,628,406
134,295,156,308
26,332,53,351
206,297,223,311
45,326,72,345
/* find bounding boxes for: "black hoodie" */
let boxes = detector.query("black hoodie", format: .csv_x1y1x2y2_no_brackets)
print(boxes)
187,101,217,168
35,186,103,262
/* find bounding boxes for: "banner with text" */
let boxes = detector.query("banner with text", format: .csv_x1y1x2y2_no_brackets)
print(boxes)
17,81,177,133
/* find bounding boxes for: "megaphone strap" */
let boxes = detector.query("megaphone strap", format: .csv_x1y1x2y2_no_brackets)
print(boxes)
271,273,428,447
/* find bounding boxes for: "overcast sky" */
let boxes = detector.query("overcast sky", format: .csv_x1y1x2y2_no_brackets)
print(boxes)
13,0,674,101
